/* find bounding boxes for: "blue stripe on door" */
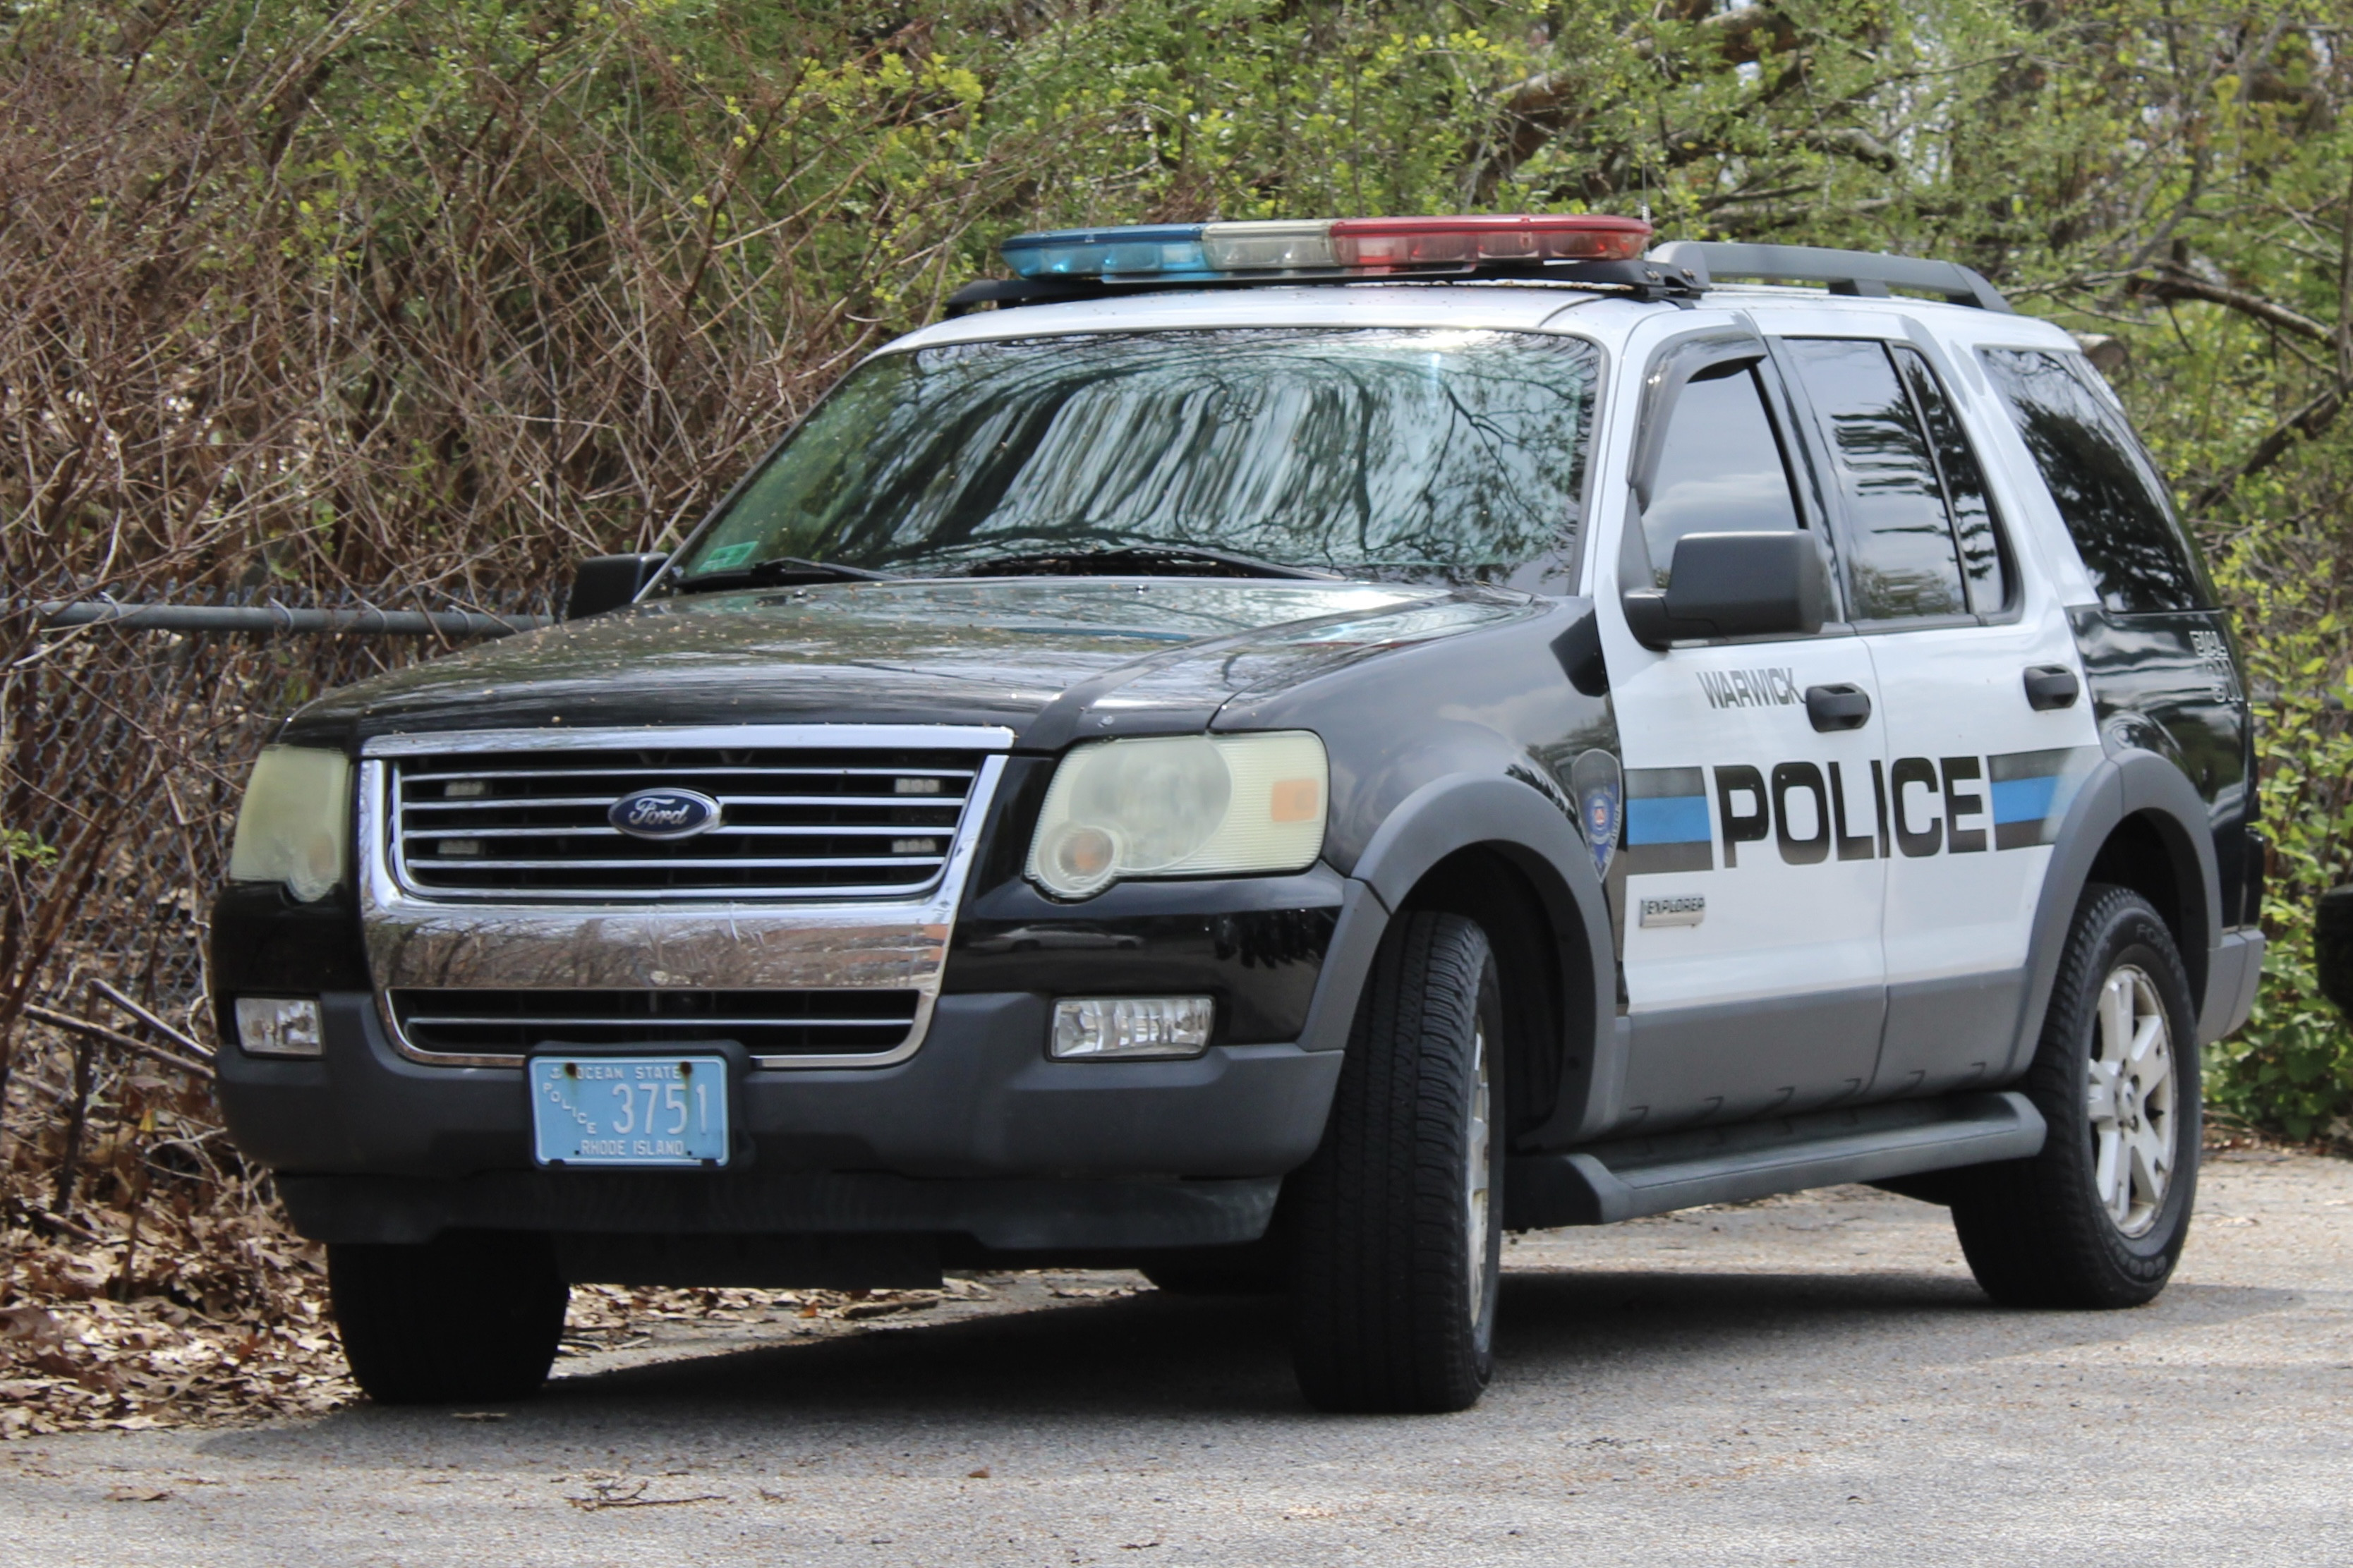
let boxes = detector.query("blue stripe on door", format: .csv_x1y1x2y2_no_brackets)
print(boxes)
1626,794,1711,844
1989,774,2059,825
1987,746,2092,851
1623,767,1713,874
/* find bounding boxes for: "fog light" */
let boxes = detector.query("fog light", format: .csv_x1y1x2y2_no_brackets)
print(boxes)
236,997,323,1058
1051,997,1214,1060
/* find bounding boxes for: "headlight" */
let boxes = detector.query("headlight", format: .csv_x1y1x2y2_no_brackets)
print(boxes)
1027,731,1328,899
226,746,352,902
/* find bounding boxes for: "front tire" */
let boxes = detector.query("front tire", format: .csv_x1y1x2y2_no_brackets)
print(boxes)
1287,911,1503,1414
329,1230,569,1405
1949,885,2200,1308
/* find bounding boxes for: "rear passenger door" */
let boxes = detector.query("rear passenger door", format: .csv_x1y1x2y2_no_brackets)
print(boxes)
1601,325,1889,1131
1775,330,2102,1097
1976,348,2252,939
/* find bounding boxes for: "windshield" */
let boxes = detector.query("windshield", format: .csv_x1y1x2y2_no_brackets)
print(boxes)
671,328,1601,585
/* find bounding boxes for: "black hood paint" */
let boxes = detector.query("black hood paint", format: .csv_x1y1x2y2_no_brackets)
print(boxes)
284,578,1543,747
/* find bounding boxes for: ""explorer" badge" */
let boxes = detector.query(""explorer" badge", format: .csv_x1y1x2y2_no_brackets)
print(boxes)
1638,894,1706,928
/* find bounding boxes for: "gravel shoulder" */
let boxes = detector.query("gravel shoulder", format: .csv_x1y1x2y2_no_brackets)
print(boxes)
2,1149,2348,1566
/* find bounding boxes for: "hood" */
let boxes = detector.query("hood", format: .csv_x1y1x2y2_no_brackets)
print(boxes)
288,578,1545,746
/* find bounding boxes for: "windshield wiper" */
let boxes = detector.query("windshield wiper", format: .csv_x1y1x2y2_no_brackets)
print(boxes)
672,555,900,593
749,556,900,584
959,545,1341,581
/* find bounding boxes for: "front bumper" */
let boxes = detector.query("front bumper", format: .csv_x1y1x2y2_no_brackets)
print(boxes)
219,990,1344,1248
218,724,1385,1259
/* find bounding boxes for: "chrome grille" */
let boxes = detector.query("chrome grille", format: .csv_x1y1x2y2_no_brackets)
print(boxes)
389,744,984,899
388,988,922,1058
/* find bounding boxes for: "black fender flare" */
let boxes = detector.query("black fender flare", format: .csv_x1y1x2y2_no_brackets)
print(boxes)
2009,749,2221,1076
1294,772,1619,1145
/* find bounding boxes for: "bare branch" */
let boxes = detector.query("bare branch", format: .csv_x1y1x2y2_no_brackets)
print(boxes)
22,1005,215,1080
1798,127,1898,174
2127,267,2335,343
2189,373,2353,516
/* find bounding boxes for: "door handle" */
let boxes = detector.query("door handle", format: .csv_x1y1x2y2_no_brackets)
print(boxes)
1805,683,1872,732
2024,665,2081,711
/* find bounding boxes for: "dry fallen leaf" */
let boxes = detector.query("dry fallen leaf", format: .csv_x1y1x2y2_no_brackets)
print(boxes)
838,1298,931,1320
0,1306,63,1349
0,1218,1044,1438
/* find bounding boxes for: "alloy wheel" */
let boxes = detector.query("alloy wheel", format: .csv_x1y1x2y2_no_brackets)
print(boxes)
2086,962,2176,1238
1465,1016,1492,1316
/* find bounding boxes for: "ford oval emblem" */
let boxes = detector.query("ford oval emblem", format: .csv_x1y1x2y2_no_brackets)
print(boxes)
608,787,722,841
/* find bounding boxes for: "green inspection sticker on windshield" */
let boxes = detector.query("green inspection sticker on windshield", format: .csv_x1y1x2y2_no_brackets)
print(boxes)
697,540,761,571
530,1055,730,1167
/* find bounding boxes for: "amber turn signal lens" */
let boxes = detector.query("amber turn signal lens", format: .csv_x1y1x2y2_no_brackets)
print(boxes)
1269,778,1321,823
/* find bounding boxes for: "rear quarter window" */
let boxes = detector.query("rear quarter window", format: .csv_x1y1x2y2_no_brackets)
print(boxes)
1977,348,2214,614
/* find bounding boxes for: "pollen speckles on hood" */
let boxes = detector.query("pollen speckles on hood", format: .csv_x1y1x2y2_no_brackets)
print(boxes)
284,578,1528,741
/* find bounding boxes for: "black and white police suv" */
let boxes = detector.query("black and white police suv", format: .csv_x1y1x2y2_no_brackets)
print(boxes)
213,216,2262,1414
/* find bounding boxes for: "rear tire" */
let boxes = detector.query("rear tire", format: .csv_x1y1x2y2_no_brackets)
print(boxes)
329,1230,569,1405
1949,885,2200,1308
1287,911,1503,1414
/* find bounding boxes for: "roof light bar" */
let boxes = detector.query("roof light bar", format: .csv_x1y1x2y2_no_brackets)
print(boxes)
999,214,1651,283
1331,214,1650,268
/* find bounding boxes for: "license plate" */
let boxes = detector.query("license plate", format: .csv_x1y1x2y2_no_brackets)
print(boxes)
530,1054,730,1168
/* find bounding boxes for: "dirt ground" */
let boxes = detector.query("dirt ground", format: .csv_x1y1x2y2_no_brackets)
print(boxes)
1,1145,2348,1565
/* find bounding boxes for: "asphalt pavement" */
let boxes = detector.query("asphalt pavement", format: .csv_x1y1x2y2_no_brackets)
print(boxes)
3,1147,2348,1566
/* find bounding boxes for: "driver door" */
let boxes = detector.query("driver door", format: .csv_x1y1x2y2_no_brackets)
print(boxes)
1598,326,1889,1130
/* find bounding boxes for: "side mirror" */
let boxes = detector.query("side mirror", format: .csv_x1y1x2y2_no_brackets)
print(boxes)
1622,530,1830,650
566,553,670,621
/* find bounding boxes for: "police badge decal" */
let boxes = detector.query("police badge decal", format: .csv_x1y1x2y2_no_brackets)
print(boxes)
1569,748,1622,880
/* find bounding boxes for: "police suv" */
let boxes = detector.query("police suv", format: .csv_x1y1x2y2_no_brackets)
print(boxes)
214,217,2262,1414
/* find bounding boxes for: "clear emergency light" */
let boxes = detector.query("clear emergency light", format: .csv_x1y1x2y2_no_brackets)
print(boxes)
1000,214,1652,282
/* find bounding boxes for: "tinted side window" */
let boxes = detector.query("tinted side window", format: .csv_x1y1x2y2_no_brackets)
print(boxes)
1894,346,2009,614
1978,348,2212,614
1785,338,1968,621
1642,362,1801,583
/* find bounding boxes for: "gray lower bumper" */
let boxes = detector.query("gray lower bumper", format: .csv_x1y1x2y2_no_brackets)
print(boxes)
277,1167,1281,1252
220,991,1341,1248
2199,928,2267,1044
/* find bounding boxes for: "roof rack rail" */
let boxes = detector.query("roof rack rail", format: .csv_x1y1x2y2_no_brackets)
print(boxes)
1647,241,2012,312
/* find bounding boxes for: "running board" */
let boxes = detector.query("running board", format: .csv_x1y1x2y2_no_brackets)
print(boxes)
1504,1091,2045,1229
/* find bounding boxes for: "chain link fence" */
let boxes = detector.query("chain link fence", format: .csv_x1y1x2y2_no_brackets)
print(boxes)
0,595,548,1236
